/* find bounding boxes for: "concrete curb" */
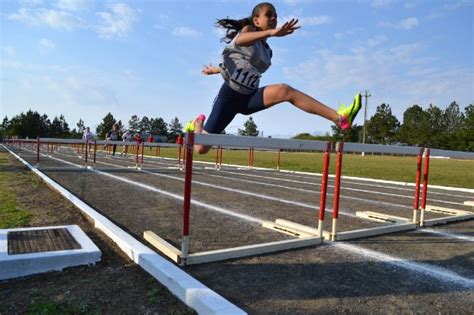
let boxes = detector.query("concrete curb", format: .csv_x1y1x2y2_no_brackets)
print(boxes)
2,145,246,315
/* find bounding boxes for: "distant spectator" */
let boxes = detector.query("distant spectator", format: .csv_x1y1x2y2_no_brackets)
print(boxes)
134,132,142,144
106,124,120,156
147,134,154,150
121,129,131,156
82,127,93,142
82,127,93,155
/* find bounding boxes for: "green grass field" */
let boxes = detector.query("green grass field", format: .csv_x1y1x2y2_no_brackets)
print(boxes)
0,154,32,228
142,146,474,189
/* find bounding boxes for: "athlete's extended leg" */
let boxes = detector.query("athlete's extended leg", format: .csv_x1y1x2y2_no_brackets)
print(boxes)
263,84,361,130
193,118,212,154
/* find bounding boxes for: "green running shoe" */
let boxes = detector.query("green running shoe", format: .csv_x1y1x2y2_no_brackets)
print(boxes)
337,93,362,130
183,114,206,133
183,120,195,133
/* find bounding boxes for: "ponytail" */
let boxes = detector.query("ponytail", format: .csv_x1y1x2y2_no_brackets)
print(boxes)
216,2,275,43
215,17,253,43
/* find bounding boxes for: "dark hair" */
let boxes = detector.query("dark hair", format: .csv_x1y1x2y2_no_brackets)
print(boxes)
216,2,275,43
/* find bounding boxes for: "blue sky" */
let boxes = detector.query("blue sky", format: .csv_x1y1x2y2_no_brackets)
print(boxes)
1,0,473,137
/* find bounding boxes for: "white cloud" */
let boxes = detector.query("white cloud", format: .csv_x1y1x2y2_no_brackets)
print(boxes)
56,0,95,12
172,27,202,38
39,38,55,54
281,41,471,118
2,46,16,57
282,15,331,26
379,17,419,30
367,35,387,47
7,8,85,30
95,3,138,39
282,0,314,6
399,17,419,30
371,0,395,7
19,0,43,6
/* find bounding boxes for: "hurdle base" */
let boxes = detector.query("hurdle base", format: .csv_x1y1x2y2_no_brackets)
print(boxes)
324,222,416,241
422,205,474,227
186,237,322,265
144,231,181,264
144,230,322,266
356,211,411,224
262,220,313,238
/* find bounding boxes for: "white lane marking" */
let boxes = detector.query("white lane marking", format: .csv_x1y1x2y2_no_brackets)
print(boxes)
43,152,263,224
199,171,411,210
332,242,474,288
420,228,474,242
217,170,467,206
90,158,358,218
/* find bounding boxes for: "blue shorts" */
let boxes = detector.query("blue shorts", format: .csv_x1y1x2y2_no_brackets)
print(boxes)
204,83,266,134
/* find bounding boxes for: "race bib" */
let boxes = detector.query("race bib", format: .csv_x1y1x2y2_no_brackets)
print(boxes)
230,65,261,90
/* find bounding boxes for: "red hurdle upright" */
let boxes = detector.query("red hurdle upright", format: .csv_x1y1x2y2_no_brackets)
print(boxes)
413,147,424,223
331,141,344,241
181,132,195,264
420,148,431,226
318,142,332,237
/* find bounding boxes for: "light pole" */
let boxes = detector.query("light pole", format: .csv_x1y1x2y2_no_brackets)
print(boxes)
361,90,371,156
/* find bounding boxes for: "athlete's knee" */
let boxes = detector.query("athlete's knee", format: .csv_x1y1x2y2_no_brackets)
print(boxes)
196,145,211,155
274,83,294,101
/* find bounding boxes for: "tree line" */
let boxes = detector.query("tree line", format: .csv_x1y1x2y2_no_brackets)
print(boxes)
294,102,473,152
2,101,473,151
1,111,185,143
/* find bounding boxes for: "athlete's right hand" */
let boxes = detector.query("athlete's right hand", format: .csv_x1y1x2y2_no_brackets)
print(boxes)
201,64,219,75
270,18,300,37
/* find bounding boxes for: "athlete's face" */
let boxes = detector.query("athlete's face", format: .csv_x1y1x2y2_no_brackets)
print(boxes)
253,5,277,30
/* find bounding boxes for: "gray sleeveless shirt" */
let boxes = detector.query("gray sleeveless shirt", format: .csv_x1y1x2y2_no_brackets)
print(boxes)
220,33,272,94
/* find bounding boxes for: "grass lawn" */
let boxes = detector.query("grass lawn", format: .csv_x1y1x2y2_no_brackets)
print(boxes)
0,154,32,228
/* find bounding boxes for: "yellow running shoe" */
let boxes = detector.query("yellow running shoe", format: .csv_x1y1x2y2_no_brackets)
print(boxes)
337,93,362,130
183,114,206,133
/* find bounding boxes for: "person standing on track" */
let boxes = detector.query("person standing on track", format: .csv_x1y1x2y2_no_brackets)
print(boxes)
120,129,132,156
105,123,120,156
184,2,361,154
82,126,93,155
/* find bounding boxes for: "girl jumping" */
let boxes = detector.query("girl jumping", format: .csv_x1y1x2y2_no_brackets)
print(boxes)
184,2,361,154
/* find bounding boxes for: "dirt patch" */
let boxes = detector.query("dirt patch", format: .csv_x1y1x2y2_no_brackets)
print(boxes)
0,150,195,314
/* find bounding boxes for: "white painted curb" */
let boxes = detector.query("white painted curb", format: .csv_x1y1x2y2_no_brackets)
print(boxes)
2,144,246,315
0,225,100,280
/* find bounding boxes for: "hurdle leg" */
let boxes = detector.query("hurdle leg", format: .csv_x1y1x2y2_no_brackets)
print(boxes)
413,147,423,224
181,133,195,265
420,148,431,227
318,142,331,237
331,142,344,241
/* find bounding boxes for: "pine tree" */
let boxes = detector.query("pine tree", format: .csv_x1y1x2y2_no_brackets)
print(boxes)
238,116,259,136
366,103,400,144
96,113,116,139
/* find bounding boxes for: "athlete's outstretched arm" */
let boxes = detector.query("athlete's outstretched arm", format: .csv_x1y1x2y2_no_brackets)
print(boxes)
236,19,300,47
201,64,220,75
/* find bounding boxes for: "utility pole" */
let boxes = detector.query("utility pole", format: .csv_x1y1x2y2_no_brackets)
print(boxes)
361,90,371,156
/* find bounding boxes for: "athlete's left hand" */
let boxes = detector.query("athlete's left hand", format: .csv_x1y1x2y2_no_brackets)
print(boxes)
270,18,300,37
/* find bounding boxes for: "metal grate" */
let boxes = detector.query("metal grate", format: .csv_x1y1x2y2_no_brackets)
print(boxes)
8,228,82,255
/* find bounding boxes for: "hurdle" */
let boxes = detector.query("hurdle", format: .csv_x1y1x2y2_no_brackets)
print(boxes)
419,148,474,226
145,133,330,266
323,143,474,241
324,142,427,241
